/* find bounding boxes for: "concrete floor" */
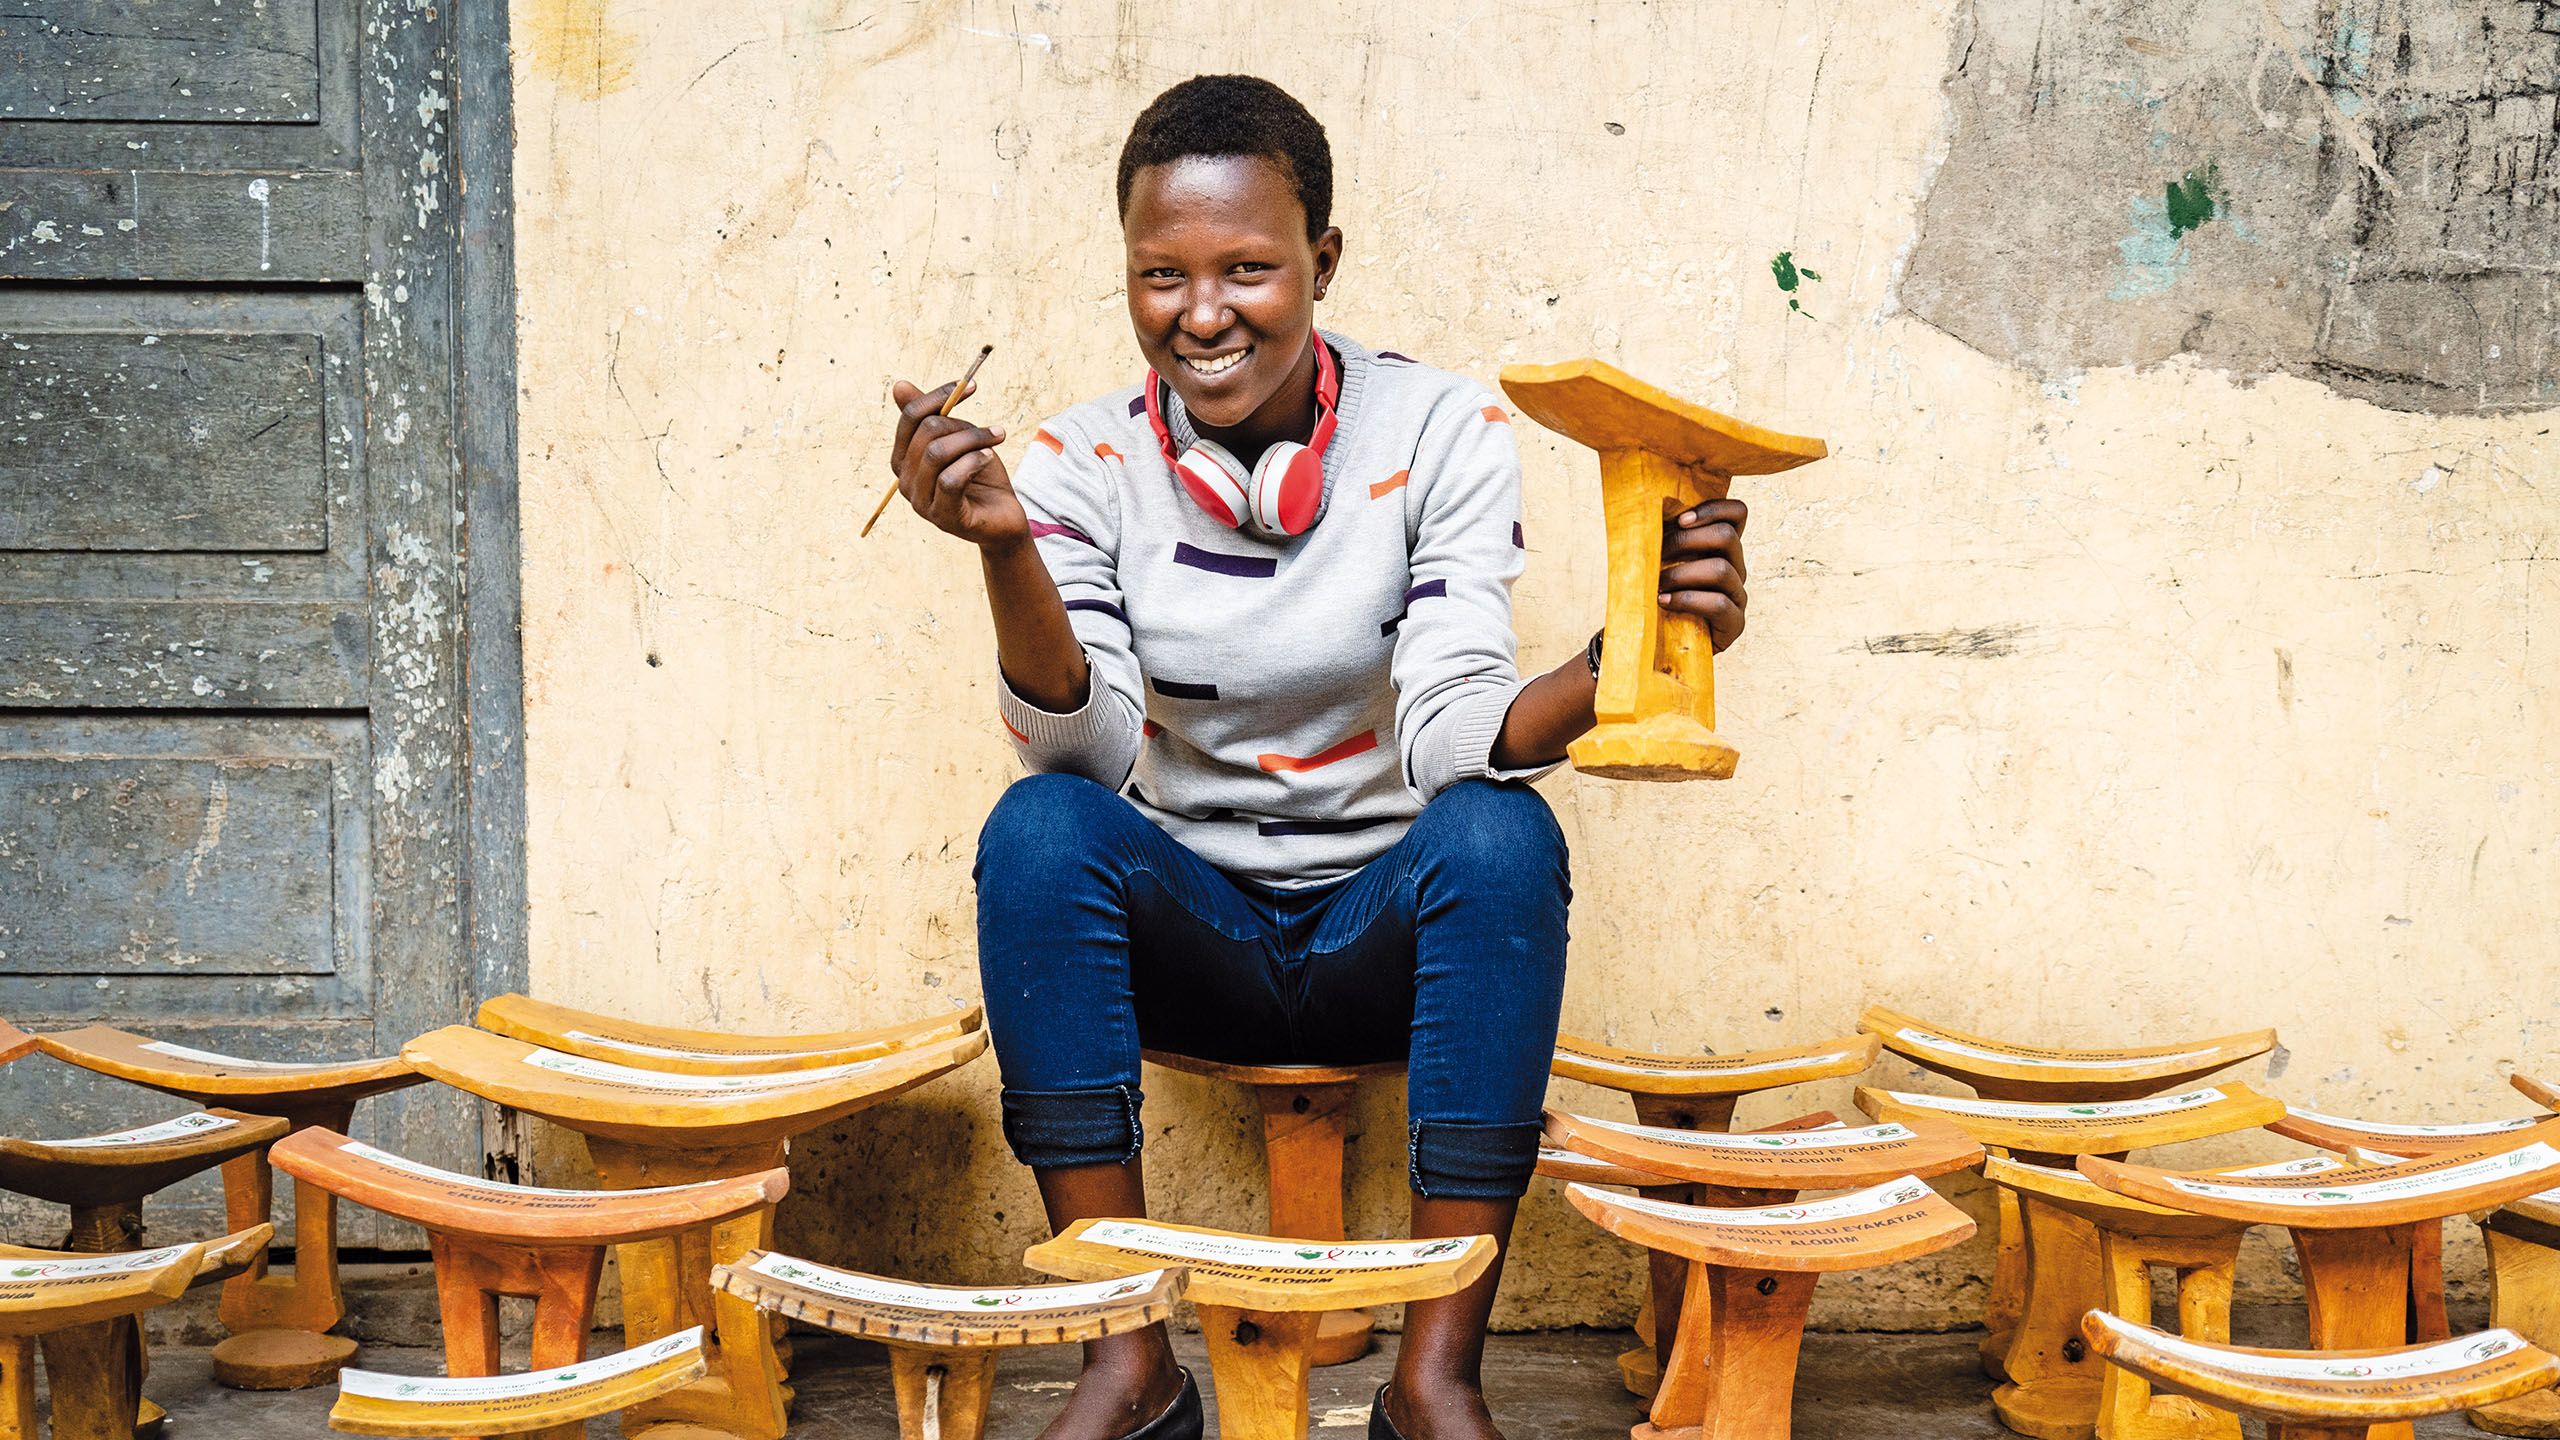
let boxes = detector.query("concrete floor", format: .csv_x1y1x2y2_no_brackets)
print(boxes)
94,1322,2500,1438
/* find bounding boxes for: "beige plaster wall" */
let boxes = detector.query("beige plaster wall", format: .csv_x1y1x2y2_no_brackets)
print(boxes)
509,0,2559,1329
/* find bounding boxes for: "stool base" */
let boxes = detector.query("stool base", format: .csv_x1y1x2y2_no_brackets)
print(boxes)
2474,1389,2560,1437
209,1328,356,1390
1992,1376,2102,1440
1313,1309,1374,1367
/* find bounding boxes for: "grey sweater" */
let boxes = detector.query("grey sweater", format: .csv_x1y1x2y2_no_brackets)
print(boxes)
997,332,1547,887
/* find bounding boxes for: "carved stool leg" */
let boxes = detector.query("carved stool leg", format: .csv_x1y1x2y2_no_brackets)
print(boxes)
2406,1221,2449,1343
1,1336,32,1440
2291,1225,2420,1440
62,1198,169,1439
428,1233,604,1440
2092,1231,2241,1440
1984,1177,2027,1379
211,1101,360,1390
40,1318,147,1440
1640,1263,1817,1440
887,1345,996,1440
1994,1192,2109,1440
1196,1305,1321,1440
2472,1222,2560,1437
1252,1079,1372,1367
1621,1093,1740,1399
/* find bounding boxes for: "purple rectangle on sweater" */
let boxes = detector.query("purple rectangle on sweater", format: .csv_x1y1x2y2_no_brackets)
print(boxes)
1128,394,1148,417
1028,519,1094,546
1172,543,1277,578
1257,815,1398,837
1150,677,1220,701
1402,579,1448,605
1512,522,1524,549
1064,598,1127,624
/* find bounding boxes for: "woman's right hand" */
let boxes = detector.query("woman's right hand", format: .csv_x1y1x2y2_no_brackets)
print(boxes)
889,377,1029,549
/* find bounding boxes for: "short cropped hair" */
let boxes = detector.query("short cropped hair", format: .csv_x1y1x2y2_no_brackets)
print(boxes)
1116,75,1333,240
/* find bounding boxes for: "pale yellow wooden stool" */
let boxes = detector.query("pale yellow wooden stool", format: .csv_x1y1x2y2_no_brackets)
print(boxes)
328,1328,708,1437
1858,1008,2278,1380
1027,1219,1493,1440
1497,359,1826,781
401,1024,984,1440
2084,1125,2560,1440
275,1127,787,1440
475,995,982,1076
34,1027,426,1391
1566,1175,1977,1439
1857,1083,2283,1440
1548,1033,1880,1395
2476,1181,2560,1436
1141,1050,1402,1366
712,1249,1184,1440
0,1236,255,1440
2081,1311,2560,1440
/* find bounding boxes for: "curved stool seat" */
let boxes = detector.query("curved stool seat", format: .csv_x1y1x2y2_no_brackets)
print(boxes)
401,1024,984,1440
713,1250,1183,1440
1538,1145,1682,1189
1547,1110,1981,1195
0,1238,230,1440
0,1019,34,1067
1857,1084,2284,1440
2478,1183,2560,1436
328,1327,708,1438
2084,1130,2560,1440
1566,1177,1976,1439
1028,1219,1493,1440
1140,1050,1403,1367
2080,1312,2560,1440
474,995,983,1076
1858,1009,2276,1104
35,1027,427,1392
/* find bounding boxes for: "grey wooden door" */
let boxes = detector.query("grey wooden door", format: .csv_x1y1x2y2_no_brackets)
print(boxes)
0,0,518,1248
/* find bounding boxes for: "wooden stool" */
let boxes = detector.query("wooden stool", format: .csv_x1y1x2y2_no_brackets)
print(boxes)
1984,1154,2351,1440
711,1249,1184,1440
0,1108,289,1434
2084,1124,2560,1440
475,995,982,1076
1496,359,1826,780
34,1027,426,1391
0,1238,234,1440
1548,1034,1880,1396
1857,1083,2283,1440
1859,1007,2277,1380
1566,1175,1976,1439
1140,1051,1401,1366
2518,1074,2559,1113
273,1128,787,1440
0,1019,34,1067
2080,1311,2560,1440
329,1327,708,1437
401,1024,985,1440
2477,1182,2560,1436
1026,1219,1494,1440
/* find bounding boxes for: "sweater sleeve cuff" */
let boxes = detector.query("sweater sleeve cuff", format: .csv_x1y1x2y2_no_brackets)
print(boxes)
996,656,1131,756
1425,676,1560,793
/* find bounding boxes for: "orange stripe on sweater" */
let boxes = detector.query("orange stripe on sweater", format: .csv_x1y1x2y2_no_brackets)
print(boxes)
1370,469,1410,499
1480,405,1510,424
1000,716,1030,743
1257,730,1379,773
1032,429,1064,453
1094,443,1123,462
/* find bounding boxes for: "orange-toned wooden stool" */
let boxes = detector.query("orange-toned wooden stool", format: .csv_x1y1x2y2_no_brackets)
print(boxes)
1497,359,1826,781
2476,1178,2560,1436
2085,1126,2560,1440
1859,1007,2277,1380
329,1327,709,1437
2081,1312,2560,1440
1027,1220,1491,1440
1141,1050,1400,1366
402,1024,984,1440
1566,1176,1977,1439
713,1250,1184,1440
34,1027,426,1390
1549,1033,1880,1395
274,1128,786,1440
475,995,982,1075
0,1233,267,1440
1857,1083,2284,1440
2518,1074,2560,1113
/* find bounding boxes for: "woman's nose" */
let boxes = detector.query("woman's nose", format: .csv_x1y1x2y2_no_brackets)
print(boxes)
1180,284,1233,339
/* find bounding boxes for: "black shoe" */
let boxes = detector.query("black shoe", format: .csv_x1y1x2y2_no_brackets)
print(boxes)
1119,1366,1202,1440
1370,1383,1408,1440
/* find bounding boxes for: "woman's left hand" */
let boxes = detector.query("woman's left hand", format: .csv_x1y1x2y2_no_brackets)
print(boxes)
1659,498,1748,653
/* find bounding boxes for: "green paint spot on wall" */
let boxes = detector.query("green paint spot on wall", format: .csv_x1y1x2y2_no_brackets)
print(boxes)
2164,163,2223,238
1771,250,1823,317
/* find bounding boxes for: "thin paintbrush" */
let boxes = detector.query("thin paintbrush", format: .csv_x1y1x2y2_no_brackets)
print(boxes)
864,343,994,538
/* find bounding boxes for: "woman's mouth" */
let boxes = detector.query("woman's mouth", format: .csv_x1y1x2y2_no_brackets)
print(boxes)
1182,347,1250,379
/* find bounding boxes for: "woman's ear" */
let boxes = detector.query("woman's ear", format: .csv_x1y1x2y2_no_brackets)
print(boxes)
1312,226,1345,301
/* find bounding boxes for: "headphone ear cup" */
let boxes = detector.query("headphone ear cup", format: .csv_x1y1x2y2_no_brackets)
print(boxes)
1173,440,1251,530
1251,441,1325,537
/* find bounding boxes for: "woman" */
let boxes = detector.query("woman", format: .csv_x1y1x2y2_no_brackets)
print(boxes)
887,75,1749,1440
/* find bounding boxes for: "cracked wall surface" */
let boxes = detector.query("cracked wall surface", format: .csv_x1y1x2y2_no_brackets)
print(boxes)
1902,0,2560,413
512,0,2559,1329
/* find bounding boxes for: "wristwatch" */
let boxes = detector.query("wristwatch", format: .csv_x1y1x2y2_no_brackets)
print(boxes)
1585,628,1605,681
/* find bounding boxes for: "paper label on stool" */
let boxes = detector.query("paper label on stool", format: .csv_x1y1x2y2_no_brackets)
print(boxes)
565,1030,862,1063
139,1041,348,1071
1575,1176,1934,1227
1555,1044,1865,1077
1892,1029,2223,1070
338,1140,715,1199
2095,1313,2530,1381
339,1328,703,1401
1574,1114,1913,1149
1079,1222,1475,1270
519,1047,890,1095
44,1112,238,1148
1883,1088,2225,1121
2286,1107,2544,1137
2221,1156,2346,1178
746,1253,1167,1313
2157,1142,2560,1206
1,1245,192,1283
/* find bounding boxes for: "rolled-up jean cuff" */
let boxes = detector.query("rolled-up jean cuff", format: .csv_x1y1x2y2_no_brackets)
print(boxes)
1408,1118,1544,1198
999,1084,1145,1170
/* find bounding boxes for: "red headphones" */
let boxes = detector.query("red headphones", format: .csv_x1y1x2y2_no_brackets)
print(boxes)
1143,338,1341,539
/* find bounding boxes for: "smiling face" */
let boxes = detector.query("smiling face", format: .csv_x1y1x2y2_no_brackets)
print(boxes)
1123,154,1344,448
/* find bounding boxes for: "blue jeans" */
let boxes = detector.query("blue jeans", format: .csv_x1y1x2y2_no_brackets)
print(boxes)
974,775,1571,1198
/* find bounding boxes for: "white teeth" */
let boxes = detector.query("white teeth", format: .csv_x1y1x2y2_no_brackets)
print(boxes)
1184,349,1248,376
